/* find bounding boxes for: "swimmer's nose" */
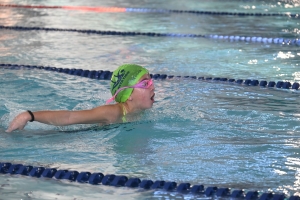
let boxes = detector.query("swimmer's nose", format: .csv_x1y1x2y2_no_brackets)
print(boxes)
150,83,155,91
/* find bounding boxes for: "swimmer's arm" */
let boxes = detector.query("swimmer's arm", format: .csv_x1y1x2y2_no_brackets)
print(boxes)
51,105,122,125
6,105,121,132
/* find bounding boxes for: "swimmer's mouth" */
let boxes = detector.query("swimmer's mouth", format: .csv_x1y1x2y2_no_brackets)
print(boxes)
151,93,155,101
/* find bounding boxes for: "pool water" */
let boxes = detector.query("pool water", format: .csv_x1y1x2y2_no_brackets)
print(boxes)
0,0,300,199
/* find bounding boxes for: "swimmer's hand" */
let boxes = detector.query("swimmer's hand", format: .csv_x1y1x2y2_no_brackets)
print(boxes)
5,112,31,133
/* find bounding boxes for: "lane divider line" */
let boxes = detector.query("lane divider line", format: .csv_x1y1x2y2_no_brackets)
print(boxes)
0,162,297,199
0,25,299,46
0,4,299,18
1,63,299,91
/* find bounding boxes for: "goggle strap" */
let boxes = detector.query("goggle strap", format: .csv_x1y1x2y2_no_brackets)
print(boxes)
106,79,153,104
106,86,130,104
106,97,115,104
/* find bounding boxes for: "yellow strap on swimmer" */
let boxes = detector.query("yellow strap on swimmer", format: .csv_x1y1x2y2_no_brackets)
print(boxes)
121,103,127,123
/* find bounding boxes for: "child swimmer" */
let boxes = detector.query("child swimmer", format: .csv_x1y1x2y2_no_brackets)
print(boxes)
5,64,155,133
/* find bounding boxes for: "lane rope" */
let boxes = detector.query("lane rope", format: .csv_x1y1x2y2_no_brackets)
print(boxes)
1,63,299,91
0,4,299,18
0,25,299,46
0,162,298,199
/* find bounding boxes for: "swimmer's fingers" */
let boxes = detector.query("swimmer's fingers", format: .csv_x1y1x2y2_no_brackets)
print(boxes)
5,112,30,133
5,121,27,133
5,123,26,132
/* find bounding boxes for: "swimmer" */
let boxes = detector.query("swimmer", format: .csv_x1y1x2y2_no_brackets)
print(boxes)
5,64,155,133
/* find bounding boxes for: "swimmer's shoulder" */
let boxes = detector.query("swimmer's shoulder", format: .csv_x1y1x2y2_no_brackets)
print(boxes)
92,103,124,124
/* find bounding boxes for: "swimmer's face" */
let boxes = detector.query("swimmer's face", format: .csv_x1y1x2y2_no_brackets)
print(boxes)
129,73,155,110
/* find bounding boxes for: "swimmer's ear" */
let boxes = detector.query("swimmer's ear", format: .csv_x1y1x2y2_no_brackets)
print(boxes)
128,96,133,101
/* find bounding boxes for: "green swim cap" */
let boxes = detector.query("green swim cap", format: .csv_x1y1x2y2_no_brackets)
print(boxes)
110,64,148,103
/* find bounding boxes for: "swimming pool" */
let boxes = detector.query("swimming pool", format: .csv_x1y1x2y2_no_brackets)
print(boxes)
0,0,300,199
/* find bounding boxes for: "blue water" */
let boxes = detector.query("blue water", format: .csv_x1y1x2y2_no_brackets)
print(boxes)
0,0,300,199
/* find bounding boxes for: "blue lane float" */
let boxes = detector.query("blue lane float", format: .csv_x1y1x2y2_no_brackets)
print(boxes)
125,7,300,19
0,25,299,46
0,63,299,91
208,34,300,45
0,162,299,199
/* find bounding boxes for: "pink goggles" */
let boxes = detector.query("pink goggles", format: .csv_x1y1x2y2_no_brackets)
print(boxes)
106,79,153,104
